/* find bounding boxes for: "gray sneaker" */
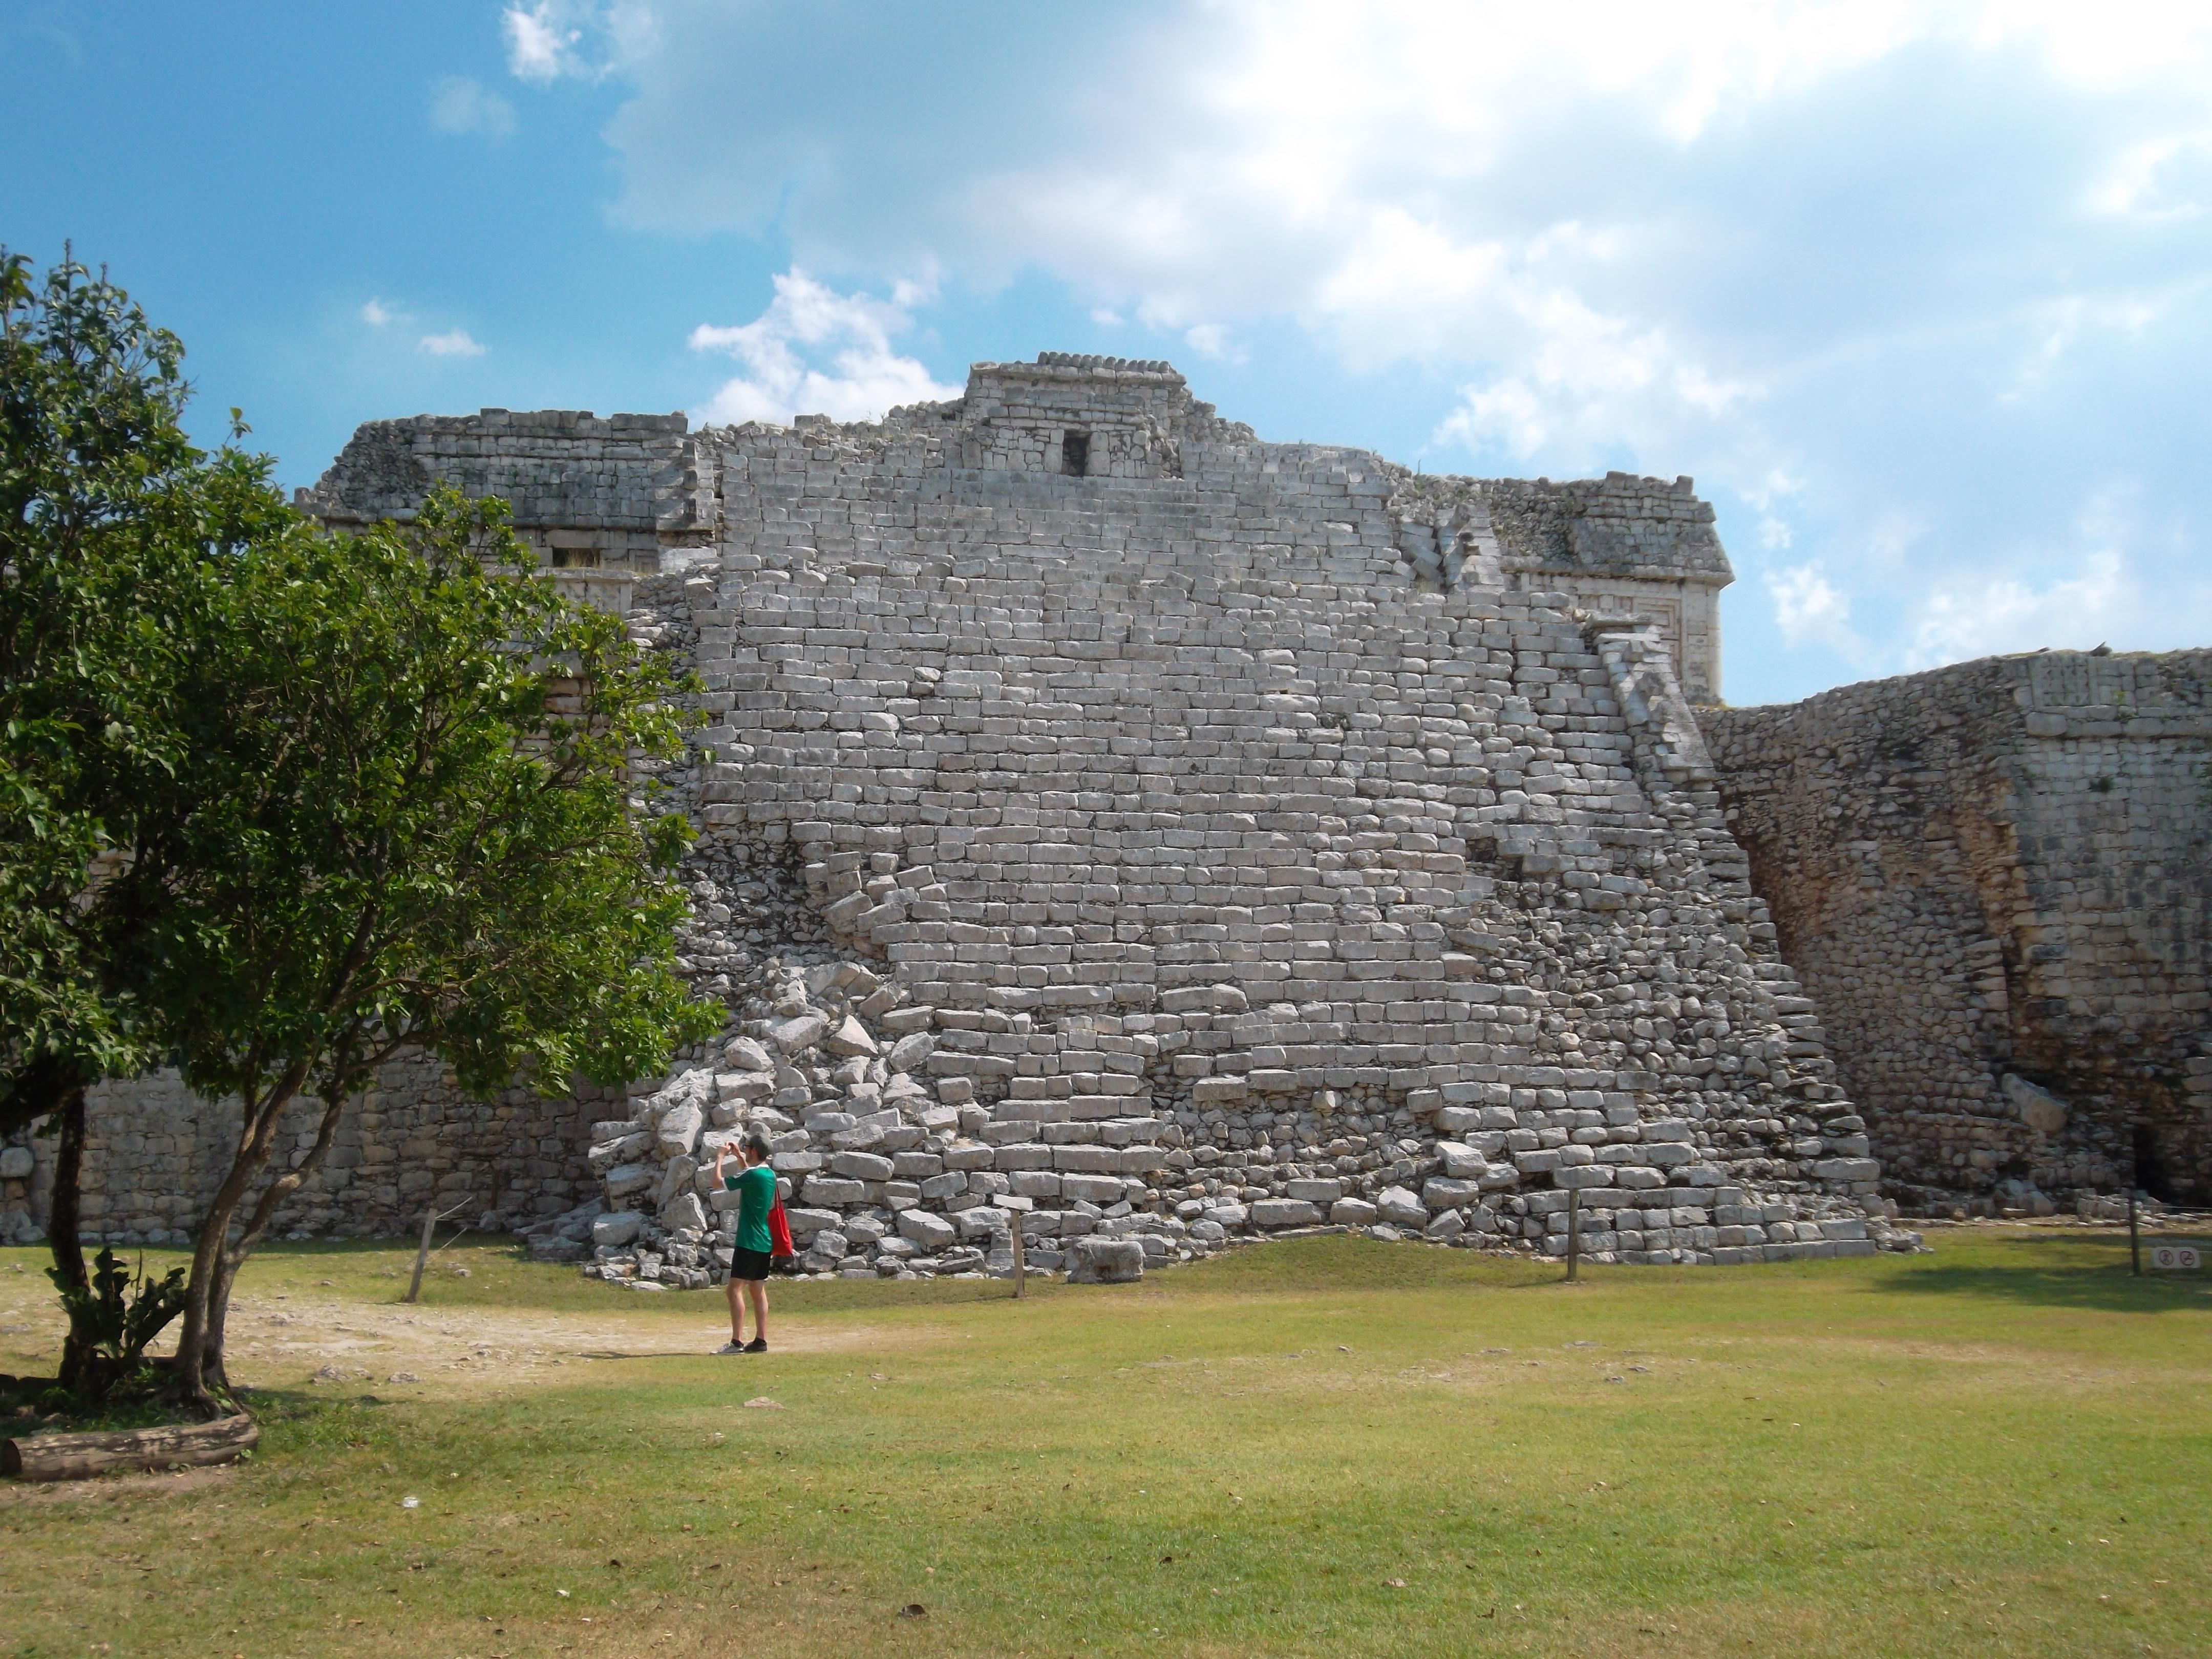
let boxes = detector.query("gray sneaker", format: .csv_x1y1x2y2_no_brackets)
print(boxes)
714,1341,745,1355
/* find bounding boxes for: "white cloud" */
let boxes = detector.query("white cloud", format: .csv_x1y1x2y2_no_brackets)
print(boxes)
429,75,516,140
418,330,486,358
2087,128,2212,220
1743,470,1803,551
1908,548,2136,666
688,270,961,426
1182,323,1239,362
503,1,651,83
1766,561,1866,662
1899,487,2182,668
523,0,2212,694
360,299,394,327
503,2,582,82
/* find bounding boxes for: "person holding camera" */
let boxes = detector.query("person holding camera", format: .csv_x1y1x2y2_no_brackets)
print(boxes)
714,1128,776,1354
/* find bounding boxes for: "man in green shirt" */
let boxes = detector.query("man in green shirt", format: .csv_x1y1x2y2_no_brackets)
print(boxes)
714,1128,776,1354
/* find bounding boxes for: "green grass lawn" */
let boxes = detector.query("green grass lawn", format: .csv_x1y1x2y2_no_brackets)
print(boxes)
2,1227,2207,1657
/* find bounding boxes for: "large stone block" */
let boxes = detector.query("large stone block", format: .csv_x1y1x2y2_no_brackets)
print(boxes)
603,1162,655,1199
661,1193,707,1233
592,1210,642,1247
656,1105,704,1159
897,1209,956,1250
1812,1158,1881,1183
1375,1186,1428,1227
1435,1141,1486,1179
1064,1236,1145,1284
769,1013,829,1055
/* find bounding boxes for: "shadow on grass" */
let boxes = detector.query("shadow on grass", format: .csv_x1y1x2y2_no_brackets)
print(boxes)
1874,1231,2212,1314
243,1387,400,1457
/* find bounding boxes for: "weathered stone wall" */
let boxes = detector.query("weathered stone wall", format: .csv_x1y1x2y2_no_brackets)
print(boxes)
1487,472,1731,703
565,356,1906,1281
294,407,711,571
31,354,1931,1268
1706,650,2212,1211
2,1060,619,1248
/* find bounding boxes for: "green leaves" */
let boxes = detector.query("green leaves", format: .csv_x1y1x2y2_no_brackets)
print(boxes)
149,484,717,1115
46,1247,188,1391
5,252,715,1402
0,247,268,1119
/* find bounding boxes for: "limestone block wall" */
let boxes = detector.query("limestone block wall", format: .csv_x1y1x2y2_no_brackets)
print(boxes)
1487,472,1731,703
30,356,1913,1264
295,408,710,570
7,1059,614,1248
956,354,1230,479
594,363,1904,1273
1705,650,2212,1209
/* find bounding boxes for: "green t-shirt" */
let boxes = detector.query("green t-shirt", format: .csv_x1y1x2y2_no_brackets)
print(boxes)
725,1162,776,1253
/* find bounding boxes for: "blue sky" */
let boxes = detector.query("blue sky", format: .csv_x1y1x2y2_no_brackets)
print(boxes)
6,1,2208,705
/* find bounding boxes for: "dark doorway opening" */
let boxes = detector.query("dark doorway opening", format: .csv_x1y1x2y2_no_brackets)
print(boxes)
2132,1122,2174,1202
1061,430,1090,477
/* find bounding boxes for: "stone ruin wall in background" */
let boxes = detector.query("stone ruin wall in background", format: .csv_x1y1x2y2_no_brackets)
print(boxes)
1706,651,2212,1212
0,1057,621,1249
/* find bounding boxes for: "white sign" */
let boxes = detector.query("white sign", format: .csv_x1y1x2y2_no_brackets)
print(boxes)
2149,1245,2201,1271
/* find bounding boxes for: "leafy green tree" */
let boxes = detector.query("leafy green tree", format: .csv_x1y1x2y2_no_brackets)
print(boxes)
1,248,293,1382
5,251,715,1408
147,488,717,1410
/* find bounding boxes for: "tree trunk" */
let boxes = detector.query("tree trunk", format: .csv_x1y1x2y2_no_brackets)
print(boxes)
173,1064,307,1414
174,1077,346,1409
175,1182,252,1414
47,1088,93,1389
46,1087,88,1292
3,1413,257,1481
201,1253,238,1395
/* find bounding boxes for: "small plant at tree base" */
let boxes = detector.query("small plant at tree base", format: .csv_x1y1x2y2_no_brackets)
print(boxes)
45,1247,187,1398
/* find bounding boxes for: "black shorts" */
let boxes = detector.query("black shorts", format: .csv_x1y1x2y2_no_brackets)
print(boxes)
726,1247,772,1282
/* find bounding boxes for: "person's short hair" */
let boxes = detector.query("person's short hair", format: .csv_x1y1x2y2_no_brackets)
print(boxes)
740,1126,772,1161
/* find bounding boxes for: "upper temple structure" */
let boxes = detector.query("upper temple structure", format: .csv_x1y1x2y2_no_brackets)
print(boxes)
7,355,2204,1280
293,353,1733,701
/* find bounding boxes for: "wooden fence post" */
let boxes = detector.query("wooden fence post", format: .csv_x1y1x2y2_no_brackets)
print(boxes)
1565,1186,1582,1284
403,1199,472,1305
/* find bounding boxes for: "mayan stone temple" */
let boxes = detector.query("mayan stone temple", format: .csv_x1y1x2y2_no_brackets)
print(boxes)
6,354,2206,1284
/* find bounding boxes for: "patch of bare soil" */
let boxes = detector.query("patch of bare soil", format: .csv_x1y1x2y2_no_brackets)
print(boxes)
0,1462,238,1505
1,1267,892,1405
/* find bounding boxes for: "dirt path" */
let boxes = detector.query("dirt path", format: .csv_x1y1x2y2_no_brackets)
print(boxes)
0,1263,882,1398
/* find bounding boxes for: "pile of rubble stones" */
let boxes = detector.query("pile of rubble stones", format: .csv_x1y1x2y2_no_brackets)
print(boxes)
541,946,1920,1290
